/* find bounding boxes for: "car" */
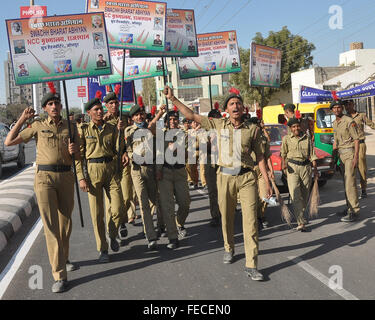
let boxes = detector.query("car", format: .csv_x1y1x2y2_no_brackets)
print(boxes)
265,123,334,189
0,122,26,177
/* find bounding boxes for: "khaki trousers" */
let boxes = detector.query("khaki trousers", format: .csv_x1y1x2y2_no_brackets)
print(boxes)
217,170,259,269
205,164,220,219
158,167,191,239
340,152,360,214
286,162,311,225
200,163,207,186
186,164,199,185
34,169,74,281
255,166,268,219
87,161,124,252
131,164,158,241
358,142,367,190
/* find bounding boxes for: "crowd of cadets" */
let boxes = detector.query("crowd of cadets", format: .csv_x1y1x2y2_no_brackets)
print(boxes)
4,82,374,293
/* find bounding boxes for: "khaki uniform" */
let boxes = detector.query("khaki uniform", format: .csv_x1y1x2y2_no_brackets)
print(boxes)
125,124,158,241
350,112,375,191
281,132,317,225
19,116,79,281
200,116,263,269
76,121,125,252
185,128,199,186
157,128,191,239
333,115,360,214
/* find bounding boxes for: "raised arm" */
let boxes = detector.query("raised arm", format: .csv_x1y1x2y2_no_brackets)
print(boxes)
163,86,202,124
148,105,166,135
5,107,36,146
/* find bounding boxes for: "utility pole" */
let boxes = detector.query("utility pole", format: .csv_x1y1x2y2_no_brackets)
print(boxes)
30,0,39,114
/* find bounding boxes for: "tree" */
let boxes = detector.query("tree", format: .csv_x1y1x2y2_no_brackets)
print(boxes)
230,26,315,107
142,77,157,108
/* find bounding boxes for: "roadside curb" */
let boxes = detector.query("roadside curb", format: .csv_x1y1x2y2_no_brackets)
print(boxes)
0,165,36,252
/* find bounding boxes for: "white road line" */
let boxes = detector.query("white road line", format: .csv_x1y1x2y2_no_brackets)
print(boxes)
288,256,359,300
0,218,43,300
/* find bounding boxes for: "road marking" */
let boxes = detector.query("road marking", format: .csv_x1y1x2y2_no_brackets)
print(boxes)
0,218,43,300
288,256,359,300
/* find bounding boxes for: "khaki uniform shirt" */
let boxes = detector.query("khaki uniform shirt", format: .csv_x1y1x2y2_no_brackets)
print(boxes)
351,112,375,140
333,115,359,150
281,132,318,162
125,123,155,164
76,120,120,180
19,116,79,166
200,116,262,168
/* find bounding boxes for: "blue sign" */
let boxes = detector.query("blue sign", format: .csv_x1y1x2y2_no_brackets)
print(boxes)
87,77,134,102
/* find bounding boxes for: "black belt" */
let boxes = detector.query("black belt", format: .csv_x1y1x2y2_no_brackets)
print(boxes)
220,166,253,176
288,159,310,166
38,164,71,172
88,157,113,163
359,139,365,144
164,163,185,170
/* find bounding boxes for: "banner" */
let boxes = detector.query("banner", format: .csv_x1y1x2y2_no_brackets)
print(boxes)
177,30,241,79
299,81,375,103
6,13,112,85
99,49,164,85
129,8,198,58
87,77,134,112
249,42,281,88
87,0,167,53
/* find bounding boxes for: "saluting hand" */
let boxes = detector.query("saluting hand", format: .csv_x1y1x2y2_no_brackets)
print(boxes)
79,179,89,192
21,107,37,122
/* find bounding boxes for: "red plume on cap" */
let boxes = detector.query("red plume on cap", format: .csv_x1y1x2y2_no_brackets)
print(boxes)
222,112,227,117
331,91,339,100
295,110,301,119
47,82,56,95
281,103,285,108
173,105,178,112
214,102,220,110
105,85,112,93
137,96,144,107
229,87,240,95
256,108,262,119
95,90,102,100
114,84,121,96
151,106,157,116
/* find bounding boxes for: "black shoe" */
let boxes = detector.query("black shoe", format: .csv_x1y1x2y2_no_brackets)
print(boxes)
155,226,167,238
98,250,110,263
209,217,220,227
177,226,187,239
245,268,264,281
223,251,234,264
360,191,367,199
118,224,128,239
148,240,157,250
52,280,68,293
120,239,127,247
341,212,359,222
166,239,179,250
110,237,120,252
66,260,79,272
336,209,347,217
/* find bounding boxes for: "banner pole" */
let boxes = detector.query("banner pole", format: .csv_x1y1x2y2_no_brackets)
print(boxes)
117,49,126,174
62,80,85,228
209,75,213,110
162,57,169,112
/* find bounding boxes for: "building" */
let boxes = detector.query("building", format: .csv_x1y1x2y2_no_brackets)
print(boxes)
4,52,60,112
155,58,231,114
339,42,375,67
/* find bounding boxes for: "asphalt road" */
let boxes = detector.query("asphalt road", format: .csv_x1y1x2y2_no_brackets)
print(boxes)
1,169,375,301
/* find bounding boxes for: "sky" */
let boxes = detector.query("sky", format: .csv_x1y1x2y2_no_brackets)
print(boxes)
1,0,375,108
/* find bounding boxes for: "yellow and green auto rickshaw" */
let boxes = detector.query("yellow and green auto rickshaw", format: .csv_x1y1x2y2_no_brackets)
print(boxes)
263,103,336,186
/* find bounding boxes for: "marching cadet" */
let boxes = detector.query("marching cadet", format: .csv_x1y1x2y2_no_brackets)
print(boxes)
5,84,80,293
163,86,272,281
156,108,191,248
186,120,200,189
344,99,375,199
205,108,222,227
123,104,164,250
281,118,318,231
76,93,126,263
283,103,311,135
331,100,360,222
102,89,129,243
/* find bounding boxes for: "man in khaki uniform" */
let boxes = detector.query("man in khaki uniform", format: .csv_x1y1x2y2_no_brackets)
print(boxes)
344,99,375,199
76,97,126,263
5,90,80,293
281,118,318,231
123,104,164,250
163,86,272,281
156,109,191,248
331,100,360,222
102,91,129,243
283,103,311,135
